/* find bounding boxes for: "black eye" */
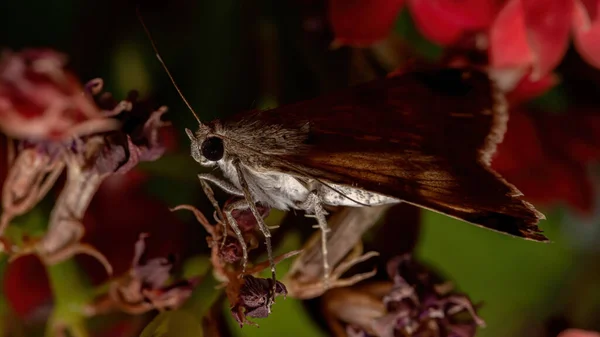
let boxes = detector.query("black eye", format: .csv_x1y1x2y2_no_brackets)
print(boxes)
201,137,224,161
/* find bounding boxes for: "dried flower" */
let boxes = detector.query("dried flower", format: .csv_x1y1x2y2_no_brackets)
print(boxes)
107,233,199,314
0,49,170,272
0,48,119,239
230,275,288,327
371,254,484,337
324,254,484,337
173,196,269,273
172,201,299,327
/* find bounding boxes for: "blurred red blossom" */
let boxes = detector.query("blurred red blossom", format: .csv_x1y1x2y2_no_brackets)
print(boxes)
492,74,600,215
0,49,120,141
329,0,600,86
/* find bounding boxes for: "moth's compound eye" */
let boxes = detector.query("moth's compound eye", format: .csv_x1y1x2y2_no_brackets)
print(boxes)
201,137,224,161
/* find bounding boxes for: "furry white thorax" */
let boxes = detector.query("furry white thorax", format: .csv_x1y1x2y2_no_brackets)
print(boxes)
218,158,399,211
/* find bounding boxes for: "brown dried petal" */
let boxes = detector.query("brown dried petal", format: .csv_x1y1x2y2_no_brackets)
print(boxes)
113,106,168,174
369,255,484,337
217,236,243,264
231,275,287,326
0,143,65,237
109,234,198,314
131,233,173,288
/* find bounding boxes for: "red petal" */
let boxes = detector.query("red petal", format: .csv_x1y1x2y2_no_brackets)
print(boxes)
408,0,496,45
490,0,535,71
506,71,558,104
493,110,546,173
494,109,600,214
329,0,406,47
521,0,573,79
573,0,600,68
490,0,573,80
538,112,600,165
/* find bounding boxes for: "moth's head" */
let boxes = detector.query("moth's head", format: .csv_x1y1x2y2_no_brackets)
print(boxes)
185,126,225,167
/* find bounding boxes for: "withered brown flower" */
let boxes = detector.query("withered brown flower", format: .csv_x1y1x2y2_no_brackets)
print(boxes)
0,49,170,272
172,200,298,327
230,275,288,327
107,233,199,314
372,254,485,337
323,254,484,337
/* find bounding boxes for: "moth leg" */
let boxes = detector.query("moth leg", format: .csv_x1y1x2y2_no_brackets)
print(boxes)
197,176,228,247
198,173,243,196
222,199,250,273
298,192,331,289
232,161,277,295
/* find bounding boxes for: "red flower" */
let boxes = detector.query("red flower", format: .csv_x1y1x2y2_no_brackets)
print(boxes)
329,0,407,47
492,75,600,215
488,0,600,87
329,0,496,47
572,0,600,68
329,0,600,86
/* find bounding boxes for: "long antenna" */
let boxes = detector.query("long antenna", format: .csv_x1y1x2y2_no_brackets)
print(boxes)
136,6,202,125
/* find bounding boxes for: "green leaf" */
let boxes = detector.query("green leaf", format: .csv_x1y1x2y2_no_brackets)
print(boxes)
416,208,571,337
140,311,204,337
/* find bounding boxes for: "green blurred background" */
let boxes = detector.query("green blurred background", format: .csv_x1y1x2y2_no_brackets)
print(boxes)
1,1,599,337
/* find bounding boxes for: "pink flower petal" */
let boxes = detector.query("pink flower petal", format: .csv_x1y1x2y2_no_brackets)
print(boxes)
0,49,119,141
408,0,496,45
579,0,599,22
521,0,573,79
490,0,535,71
573,0,600,68
329,0,406,47
490,0,573,80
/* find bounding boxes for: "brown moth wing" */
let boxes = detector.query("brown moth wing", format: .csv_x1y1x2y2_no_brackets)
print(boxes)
227,68,547,241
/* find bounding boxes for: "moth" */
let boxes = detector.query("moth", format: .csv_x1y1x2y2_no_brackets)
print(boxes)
138,13,546,290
